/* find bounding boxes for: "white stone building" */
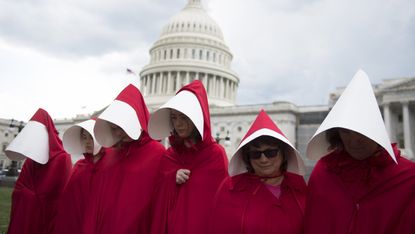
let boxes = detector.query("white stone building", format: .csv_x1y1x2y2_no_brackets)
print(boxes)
1,0,414,177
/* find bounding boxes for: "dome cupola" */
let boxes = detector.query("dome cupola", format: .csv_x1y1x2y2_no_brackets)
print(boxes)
140,0,239,108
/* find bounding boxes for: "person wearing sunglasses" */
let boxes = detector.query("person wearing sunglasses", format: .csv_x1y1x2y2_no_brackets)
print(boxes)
208,109,307,234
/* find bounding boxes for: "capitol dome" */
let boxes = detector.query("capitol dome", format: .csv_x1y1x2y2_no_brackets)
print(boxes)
139,0,239,107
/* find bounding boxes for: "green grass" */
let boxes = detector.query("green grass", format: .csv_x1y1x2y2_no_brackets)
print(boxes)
0,187,12,234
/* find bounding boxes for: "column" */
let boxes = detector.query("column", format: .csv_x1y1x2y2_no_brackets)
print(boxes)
175,72,180,91
226,80,232,99
186,72,190,84
225,79,229,99
201,73,207,89
220,77,224,98
157,73,163,94
143,75,149,95
151,75,156,94
167,72,172,94
212,75,216,97
383,103,392,139
402,101,413,156
232,82,236,102
224,78,227,98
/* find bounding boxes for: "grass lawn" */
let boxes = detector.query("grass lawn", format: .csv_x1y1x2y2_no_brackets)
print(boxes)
0,187,12,233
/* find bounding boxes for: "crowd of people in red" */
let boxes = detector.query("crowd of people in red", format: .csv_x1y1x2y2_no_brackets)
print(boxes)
4,70,415,234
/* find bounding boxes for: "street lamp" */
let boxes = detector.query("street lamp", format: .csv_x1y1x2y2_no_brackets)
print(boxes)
6,119,25,177
215,130,231,147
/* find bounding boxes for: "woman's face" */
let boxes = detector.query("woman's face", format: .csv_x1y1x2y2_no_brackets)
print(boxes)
108,122,133,143
248,142,283,177
170,109,196,139
81,130,94,154
338,128,379,160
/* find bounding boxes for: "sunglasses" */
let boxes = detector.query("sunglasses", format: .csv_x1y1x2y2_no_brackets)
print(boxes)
248,148,280,160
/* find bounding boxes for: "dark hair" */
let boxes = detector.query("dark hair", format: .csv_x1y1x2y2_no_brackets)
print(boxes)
169,109,202,143
80,128,91,139
325,128,344,151
241,135,288,174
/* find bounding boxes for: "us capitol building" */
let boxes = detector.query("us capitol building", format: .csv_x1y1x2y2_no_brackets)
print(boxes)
1,0,414,176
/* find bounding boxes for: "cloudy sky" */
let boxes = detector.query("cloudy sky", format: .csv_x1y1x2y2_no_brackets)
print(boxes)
1,0,414,121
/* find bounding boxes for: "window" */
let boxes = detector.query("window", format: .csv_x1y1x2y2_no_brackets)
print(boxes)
4,132,8,137
177,49,180,59
192,49,196,59
170,49,173,59
206,51,210,61
199,50,203,60
164,50,167,60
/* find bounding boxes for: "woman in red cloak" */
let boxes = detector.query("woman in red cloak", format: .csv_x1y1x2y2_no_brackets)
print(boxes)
208,109,307,234
83,84,166,233
51,118,111,233
5,108,72,234
148,80,229,234
304,70,415,234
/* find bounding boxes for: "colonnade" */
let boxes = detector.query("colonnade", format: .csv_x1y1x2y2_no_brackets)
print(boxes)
140,71,237,101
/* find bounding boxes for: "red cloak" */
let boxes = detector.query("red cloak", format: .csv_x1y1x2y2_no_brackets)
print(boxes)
304,144,415,234
395,195,415,233
51,148,111,234
209,172,306,234
150,80,229,234
7,108,72,234
83,134,165,234
83,85,166,233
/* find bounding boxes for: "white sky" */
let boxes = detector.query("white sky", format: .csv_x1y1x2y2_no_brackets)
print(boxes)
1,0,414,121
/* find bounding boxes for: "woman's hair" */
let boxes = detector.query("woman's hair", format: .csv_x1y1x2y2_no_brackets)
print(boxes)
241,135,288,174
169,110,202,146
80,128,91,140
325,128,344,150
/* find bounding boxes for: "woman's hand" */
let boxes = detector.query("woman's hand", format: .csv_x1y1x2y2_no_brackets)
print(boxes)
176,169,191,184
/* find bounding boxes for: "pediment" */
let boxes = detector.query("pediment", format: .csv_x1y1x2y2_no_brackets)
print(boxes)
381,78,415,92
